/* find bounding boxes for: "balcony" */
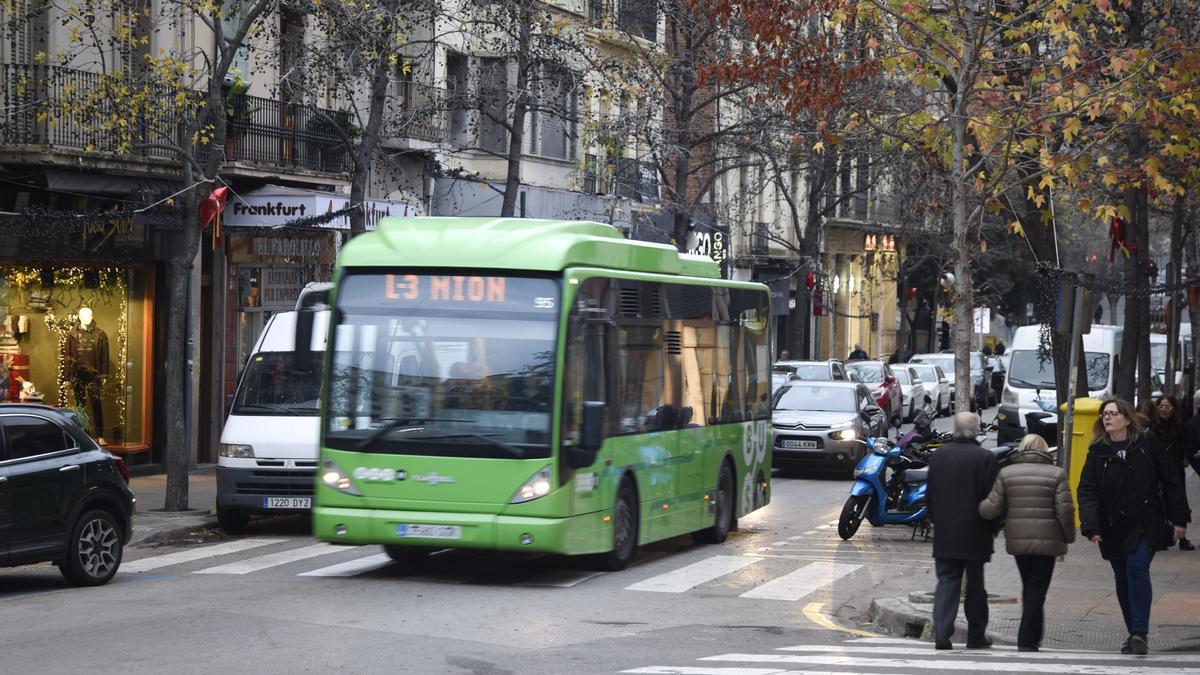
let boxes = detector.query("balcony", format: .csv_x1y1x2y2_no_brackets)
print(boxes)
384,80,450,145
582,154,659,202
588,0,658,42
1,63,351,174
750,223,771,255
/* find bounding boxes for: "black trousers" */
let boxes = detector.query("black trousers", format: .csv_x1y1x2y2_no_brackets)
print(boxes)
1014,554,1056,648
933,558,988,644
72,377,104,437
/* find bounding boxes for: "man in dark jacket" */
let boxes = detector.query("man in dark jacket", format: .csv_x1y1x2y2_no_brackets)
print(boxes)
926,412,1000,650
1182,390,1200,480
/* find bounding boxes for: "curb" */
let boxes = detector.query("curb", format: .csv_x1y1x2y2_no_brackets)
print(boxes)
129,514,218,547
868,596,1013,646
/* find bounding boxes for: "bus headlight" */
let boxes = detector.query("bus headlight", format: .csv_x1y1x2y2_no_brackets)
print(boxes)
510,465,553,504
321,458,362,496
219,443,255,459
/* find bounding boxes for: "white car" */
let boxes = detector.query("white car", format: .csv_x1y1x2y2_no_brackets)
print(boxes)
910,362,950,416
892,365,932,422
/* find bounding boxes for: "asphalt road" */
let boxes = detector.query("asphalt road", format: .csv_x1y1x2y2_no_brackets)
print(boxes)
12,406,1197,674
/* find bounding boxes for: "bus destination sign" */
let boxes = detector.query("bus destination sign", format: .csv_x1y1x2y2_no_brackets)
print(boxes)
339,273,558,313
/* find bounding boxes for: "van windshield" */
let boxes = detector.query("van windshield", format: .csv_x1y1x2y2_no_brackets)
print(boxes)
1006,350,1110,392
233,352,321,415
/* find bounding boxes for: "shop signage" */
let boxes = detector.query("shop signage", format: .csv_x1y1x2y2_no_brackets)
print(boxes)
223,192,416,230
251,238,324,260
257,268,309,310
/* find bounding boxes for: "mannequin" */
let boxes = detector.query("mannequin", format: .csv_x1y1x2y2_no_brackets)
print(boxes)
64,307,109,444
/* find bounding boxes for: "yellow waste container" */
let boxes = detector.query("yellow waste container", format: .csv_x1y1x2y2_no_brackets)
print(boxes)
1061,397,1102,528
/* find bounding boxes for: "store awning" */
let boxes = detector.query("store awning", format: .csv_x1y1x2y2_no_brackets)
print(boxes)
46,169,178,197
222,185,418,230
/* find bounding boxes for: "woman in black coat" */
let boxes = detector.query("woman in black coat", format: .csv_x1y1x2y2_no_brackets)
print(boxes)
1148,395,1194,550
1078,398,1190,655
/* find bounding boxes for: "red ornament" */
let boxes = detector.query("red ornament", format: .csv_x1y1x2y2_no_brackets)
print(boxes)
905,287,917,302
805,269,816,291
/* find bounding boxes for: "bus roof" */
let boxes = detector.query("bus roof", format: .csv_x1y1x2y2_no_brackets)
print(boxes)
336,217,722,278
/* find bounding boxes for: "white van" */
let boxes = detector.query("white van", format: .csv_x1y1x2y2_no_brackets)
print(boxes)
216,288,329,533
996,323,1122,444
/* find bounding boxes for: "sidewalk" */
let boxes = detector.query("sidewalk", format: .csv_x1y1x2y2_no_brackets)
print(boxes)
869,475,1200,651
127,465,219,546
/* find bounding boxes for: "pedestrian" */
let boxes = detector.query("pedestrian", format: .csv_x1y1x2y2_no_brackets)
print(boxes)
1182,389,1200,481
995,340,1006,356
848,344,868,360
779,349,791,361
926,412,1001,650
1148,394,1194,550
978,434,1075,652
1077,398,1190,655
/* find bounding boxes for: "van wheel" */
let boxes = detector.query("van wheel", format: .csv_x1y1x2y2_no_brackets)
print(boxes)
602,479,639,571
696,462,735,544
217,507,250,535
60,509,123,587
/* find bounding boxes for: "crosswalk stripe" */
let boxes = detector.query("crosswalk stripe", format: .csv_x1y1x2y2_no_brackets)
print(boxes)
120,539,286,574
624,662,792,667
626,555,763,593
774,645,1198,663
699,653,1200,674
739,561,862,601
516,569,606,588
194,543,356,575
299,553,394,578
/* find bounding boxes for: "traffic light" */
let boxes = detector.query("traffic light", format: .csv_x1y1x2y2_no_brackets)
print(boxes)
938,321,950,350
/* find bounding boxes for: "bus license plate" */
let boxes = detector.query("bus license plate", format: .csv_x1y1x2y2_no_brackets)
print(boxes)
262,497,311,509
782,439,819,449
396,524,461,540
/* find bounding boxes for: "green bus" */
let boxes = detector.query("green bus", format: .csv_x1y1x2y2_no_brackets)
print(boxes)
302,217,773,570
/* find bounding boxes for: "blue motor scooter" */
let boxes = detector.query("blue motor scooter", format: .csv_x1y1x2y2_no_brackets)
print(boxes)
837,435,932,540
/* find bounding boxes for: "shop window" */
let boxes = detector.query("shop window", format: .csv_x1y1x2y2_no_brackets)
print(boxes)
0,266,153,452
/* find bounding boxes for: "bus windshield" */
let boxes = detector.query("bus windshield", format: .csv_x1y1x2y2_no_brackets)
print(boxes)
1006,349,1110,392
325,273,560,459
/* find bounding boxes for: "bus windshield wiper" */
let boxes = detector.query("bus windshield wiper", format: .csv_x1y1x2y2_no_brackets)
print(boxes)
236,403,302,416
417,433,527,458
354,416,473,451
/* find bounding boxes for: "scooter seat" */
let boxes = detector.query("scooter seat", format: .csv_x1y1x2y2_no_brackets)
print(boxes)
903,467,928,483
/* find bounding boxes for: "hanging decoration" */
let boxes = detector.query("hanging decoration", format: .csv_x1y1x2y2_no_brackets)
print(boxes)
1108,216,1133,262
199,186,229,251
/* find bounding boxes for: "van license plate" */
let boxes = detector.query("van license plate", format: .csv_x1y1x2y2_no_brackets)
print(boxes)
262,497,311,509
396,524,461,540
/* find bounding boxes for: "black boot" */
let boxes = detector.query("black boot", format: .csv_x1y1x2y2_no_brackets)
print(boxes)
1179,537,1195,551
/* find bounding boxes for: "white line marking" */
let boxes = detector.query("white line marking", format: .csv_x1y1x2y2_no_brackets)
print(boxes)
194,543,355,575
739,561,862,601
775,645,1199,662
801,530,818,535
624,662,792,667
120,539,286,573
517,570,606,588
299,553,394,578
700,653,1200,674
770,541,791,546
626,555,762,593
787,536,807,540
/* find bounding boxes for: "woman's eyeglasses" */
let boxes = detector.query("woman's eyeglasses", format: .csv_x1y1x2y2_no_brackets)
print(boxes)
1101,410,1124,418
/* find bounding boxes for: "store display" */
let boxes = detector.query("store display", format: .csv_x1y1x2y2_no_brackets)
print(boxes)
64,306,110,444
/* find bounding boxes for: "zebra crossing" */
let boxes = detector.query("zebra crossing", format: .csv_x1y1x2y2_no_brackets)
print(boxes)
621,636,1200,674
113,526,870,603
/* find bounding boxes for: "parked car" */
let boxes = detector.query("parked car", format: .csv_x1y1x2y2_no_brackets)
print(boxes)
844,361,903,427
0,404,134,586
771,381,887,476
772,360,850,391
892,365,933,422
910,352,993,411
909,362,950,416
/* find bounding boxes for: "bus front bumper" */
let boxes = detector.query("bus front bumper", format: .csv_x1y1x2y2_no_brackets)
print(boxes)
313,506,586,554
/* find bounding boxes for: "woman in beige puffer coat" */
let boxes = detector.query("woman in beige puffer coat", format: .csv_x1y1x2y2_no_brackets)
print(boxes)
979,434,1076,652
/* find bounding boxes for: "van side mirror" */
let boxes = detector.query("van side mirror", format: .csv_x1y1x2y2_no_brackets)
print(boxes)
569,401,606,468
294,287,330,374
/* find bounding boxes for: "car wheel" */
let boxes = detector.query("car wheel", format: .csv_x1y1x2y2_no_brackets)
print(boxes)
216,506,250,534
602,478,639,571
60,509,123,587
695,461,735,544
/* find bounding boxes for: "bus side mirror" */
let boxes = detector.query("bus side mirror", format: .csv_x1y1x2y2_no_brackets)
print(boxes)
570,401,606,468
294,287,330,374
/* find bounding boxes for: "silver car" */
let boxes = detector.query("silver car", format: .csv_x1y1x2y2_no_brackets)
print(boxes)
771,381,888,477
909,362,951,416
892,365,932,423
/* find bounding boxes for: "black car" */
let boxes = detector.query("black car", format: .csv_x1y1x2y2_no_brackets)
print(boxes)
0,404,134,586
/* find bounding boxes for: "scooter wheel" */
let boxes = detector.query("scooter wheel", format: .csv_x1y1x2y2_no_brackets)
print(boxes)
838,495,870,540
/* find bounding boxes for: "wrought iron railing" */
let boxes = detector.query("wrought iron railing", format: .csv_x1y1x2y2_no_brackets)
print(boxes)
581,154,659,202
385,80,450,144
0,62,351,173
750,222,771,255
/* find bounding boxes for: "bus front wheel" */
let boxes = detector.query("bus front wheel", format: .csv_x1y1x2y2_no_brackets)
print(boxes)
602,479,639,571
695,461,735,544
383,545,433,564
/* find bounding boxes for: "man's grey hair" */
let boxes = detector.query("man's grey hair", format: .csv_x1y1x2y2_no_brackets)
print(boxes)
952,412,981,441
1193,389,1200,406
